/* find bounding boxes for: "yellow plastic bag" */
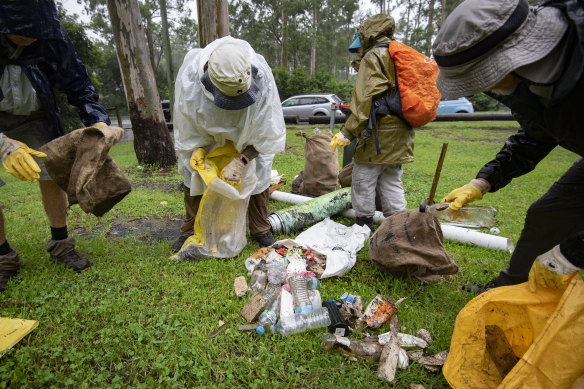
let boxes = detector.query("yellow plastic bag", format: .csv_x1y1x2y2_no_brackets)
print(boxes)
444,274,584,388
0,317,38,356
173,141,257,260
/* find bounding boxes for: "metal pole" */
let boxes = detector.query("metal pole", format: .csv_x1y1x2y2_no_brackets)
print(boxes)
115,106,123,128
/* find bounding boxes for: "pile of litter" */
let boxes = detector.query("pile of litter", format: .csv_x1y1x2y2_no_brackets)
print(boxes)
233,219,447,384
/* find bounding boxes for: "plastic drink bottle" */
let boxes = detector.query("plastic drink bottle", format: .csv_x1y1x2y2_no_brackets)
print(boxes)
288,273,318,314
250,259,268,292
276,307,331,336
261,282,282,306
425,202,498,228
267,262,287,285
256,297,281,335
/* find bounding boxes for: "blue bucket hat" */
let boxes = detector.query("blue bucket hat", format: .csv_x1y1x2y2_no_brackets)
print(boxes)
348,31,361,53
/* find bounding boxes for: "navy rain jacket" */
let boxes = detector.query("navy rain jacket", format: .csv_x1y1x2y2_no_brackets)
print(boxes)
0,0,110,140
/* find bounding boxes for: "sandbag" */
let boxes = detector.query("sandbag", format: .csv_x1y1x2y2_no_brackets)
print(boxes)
368,209,457,281
293,130,340,196
444,274,584,388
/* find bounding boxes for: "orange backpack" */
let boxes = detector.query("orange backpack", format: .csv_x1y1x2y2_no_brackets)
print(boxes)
366,41,440,154
388,40,441,128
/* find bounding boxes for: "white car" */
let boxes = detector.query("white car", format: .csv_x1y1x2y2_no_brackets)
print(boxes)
281,94,346,122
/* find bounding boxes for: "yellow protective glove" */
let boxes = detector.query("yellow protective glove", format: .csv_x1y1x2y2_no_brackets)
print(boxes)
0,135,46,183
330,132,351,152
223,155,246,183
91,122,108,127
189,148,206,171
528,245,580,292
440,178,490,211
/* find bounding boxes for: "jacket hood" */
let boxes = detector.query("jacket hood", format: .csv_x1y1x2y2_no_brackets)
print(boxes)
0,0,65,40
358,14,395,51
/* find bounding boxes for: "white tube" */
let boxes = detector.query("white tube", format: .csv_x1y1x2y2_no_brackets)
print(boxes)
270,190,514,252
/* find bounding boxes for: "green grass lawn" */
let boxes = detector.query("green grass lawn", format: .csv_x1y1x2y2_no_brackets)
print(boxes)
0,122,580,388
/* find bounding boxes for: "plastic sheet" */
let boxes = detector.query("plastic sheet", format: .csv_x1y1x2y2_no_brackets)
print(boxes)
294,218,370,278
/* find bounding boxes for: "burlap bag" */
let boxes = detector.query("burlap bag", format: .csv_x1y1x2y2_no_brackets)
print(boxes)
40,126,132,217
369,209,457,281
293,131,340,196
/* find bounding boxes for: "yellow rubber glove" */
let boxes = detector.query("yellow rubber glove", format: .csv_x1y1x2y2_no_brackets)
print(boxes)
0,135,46,183
91,122,107,127
528,245,580,292
440,178,491,211
330,132,351,152
189,148,206,171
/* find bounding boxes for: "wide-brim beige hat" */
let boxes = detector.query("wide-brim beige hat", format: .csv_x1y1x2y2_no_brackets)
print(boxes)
432,0,568,98
201,40,260,110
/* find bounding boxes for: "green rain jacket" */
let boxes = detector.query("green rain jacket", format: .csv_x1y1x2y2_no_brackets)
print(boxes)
341,14,414,165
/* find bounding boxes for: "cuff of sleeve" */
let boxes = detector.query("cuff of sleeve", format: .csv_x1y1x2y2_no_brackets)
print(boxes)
469,178,491,194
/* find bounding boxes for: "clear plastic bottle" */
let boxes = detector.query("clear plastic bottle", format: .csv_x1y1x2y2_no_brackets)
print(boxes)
267,262,287,285
276,307,331,336
256,297,280,335
261,282,282,306
425,202,498,228
250,259,268,293
322,333,383,362
288,273,318,314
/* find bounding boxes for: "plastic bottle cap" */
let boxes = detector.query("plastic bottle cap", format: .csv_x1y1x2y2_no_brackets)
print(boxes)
256,326,266,335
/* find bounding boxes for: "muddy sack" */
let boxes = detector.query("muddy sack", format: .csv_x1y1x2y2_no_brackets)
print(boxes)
293,130,340,196
40,126,131,217
368,209,457,281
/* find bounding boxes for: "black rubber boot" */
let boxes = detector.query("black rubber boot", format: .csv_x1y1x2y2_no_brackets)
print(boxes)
172,235,189,253
356,216,375,232
253,231,275,247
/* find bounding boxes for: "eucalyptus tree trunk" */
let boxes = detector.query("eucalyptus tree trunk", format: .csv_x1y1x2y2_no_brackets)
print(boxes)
159,0,174,118
425,0,436,56
106,0,176,166
197,0,230,47
310,7,317,76
281,8,287,69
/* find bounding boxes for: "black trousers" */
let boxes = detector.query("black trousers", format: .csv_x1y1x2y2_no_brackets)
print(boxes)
496,158,584,285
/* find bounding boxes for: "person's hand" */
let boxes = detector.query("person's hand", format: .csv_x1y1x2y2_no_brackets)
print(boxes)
189,148,206,171
440,178,490,211
223,155,246,182
528,245,580,292
0,135,46,183
330,132,351,152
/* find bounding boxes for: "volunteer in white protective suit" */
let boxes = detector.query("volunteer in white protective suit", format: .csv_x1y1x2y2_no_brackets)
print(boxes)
172,37,286,251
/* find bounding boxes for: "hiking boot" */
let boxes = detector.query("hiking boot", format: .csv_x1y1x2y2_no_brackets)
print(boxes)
0,249,21,292
46,237,91,273
253,231,275,247
356,216,375,232
172,235,189,253
462,279,499,294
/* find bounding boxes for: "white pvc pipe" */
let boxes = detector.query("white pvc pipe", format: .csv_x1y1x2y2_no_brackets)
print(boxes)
270,190,514,252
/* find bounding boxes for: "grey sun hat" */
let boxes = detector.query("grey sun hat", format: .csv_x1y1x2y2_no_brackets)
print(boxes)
432,0,568,98
201,40,260,110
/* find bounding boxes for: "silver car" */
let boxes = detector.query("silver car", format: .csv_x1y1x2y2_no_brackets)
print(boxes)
281,94,346,121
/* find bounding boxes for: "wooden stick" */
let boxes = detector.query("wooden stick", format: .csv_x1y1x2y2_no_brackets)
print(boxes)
427,143,449,206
